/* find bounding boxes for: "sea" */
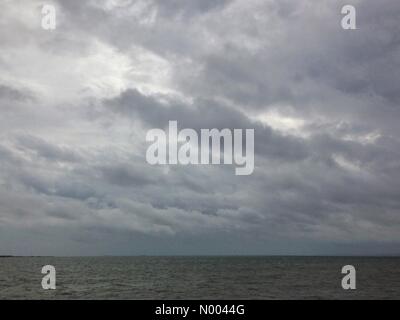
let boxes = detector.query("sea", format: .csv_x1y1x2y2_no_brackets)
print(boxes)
0,256,399,299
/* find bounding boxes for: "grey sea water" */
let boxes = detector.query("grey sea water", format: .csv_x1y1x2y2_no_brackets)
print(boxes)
0,256,399,299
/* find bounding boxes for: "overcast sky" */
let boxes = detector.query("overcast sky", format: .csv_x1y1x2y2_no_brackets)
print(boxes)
1,0,399,256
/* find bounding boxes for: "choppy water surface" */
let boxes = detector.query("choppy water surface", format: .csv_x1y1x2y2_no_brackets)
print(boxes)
0,256,399,299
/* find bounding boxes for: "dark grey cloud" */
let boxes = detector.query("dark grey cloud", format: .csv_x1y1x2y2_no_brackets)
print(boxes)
0,84,34,102
0,0,399,255
16,135,83,163
105,88,310,162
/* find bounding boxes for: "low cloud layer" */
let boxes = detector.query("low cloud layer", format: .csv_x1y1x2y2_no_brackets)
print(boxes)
0,0,400,255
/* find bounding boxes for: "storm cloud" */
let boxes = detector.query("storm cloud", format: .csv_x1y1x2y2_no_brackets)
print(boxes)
0,0,399,255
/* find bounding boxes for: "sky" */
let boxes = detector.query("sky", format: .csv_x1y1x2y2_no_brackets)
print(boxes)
0,0,400,256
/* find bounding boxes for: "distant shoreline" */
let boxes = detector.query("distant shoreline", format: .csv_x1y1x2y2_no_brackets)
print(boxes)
1,255,400,258
0,255,55,258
